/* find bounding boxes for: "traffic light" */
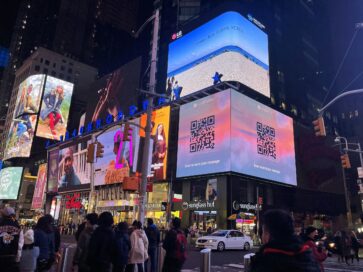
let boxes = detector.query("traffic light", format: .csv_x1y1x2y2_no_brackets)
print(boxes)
96,142,105,158
340,153,351,169
86,143,95,163
122,123,133,142
312,117,326,136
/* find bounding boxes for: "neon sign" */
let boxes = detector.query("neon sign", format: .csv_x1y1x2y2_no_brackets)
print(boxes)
65,193,83,209
113,128,133,169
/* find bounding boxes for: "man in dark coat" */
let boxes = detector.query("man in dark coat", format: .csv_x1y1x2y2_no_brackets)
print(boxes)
145,218,160,272
87,212,116,272
249,209,321,272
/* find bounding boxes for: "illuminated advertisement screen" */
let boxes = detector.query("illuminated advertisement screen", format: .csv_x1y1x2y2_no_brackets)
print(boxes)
57,141,91,192
47,149,59,192
31,163,47,210
14,74,46,117
167,11,270,99
94,106,170,186
0,167,23,200
177,89,296,186
85,57,141,124
4,114,38,160
37,76,74,140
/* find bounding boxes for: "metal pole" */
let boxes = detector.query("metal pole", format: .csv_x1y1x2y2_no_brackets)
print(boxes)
138,8,160,225
200,248,211,272
357,143,363,167
339,143,353,228
166,170,173,224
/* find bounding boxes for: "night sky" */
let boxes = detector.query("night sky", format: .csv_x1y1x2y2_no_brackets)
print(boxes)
0,0,22,47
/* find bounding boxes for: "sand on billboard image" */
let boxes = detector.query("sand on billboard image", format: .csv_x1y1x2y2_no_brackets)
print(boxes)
37,76,74,140
4,114,38,160
167,11,269,99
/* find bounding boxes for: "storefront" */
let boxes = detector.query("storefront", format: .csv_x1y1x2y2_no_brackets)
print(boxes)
56,191,90,226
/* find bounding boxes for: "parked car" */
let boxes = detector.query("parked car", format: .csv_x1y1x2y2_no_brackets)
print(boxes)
195,230,253,251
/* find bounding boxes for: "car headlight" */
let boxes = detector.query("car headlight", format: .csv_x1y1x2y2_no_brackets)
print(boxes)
208,239,217,243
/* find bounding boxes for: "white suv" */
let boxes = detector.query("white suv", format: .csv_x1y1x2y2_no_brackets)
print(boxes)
196,230,253,252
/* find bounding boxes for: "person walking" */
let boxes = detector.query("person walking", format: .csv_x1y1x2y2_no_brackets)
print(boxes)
333,231,343,263
341,231,351,265
249,209,320,272
350,231,360,263
126,221,148,272
0,207,22,272
34,216,55,271
114,222,131,272
162,217,187,272
73,213,98,272
145,218,160,272
19,229,39,272
303,226,327,271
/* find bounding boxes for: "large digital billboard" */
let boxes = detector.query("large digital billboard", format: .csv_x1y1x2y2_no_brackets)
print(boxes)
0,167,23,200
57,142,91,192
37,76,74,140
14,74,46,117
94,106,170,186
167,11,269,99
4,114,38,160
177,89,296,186
85,57,141,124
31,163,47,210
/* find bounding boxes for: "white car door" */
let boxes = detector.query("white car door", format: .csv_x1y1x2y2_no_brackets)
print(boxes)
228,231,239,248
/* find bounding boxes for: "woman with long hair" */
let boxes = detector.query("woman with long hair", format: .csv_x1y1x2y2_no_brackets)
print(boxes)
151,124,166,180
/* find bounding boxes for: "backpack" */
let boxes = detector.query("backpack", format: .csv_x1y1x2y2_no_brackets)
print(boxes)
175,230,187,263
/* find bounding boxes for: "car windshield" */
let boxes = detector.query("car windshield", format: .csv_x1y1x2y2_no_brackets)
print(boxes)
210,231,228,237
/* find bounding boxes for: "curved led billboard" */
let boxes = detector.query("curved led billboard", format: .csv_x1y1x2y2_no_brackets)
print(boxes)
0,167,23,200
37,76,74,140
167,11,270,99
177,89,296,186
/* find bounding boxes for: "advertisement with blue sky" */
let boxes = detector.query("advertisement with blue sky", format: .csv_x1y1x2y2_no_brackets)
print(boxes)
167,11,270,98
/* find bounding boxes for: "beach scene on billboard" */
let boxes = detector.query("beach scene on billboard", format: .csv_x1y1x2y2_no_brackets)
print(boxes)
37,76,74,140
4,114,38,160
31,163,47,210
94,106,170,186
86,58,141,124
14,74,46,118
177,89,296,186
0,167,23,200
56,142,91,191
167,11,270,99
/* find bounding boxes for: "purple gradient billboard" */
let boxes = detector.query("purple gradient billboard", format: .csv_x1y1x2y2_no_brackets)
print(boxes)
177,89,296,186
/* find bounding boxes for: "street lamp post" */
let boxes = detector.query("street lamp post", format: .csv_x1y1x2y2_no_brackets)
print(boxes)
138,8,160,225
335,136,354,228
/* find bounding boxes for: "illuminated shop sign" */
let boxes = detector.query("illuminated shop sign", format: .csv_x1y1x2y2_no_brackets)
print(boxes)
182,200,216,210
232,201,261,211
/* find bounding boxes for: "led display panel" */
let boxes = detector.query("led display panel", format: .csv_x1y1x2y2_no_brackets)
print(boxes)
4,114,38,160
14,74,46,117
177,89,296,186
31,163,47,210
37,76,74,140
167,11,269,99
0,167,23,200
94,106,170,185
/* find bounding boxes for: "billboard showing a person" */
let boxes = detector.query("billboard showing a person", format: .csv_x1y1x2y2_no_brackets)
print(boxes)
31,163,47,210
37,76,74,140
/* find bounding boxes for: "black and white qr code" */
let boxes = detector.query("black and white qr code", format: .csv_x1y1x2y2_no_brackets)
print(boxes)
190,115,215,153
256,122,276,159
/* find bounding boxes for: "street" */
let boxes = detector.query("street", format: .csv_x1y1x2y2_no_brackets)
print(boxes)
60,235,363,272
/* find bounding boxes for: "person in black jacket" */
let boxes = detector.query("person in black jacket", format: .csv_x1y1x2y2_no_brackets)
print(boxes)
34,216,55,271
145,218,160,272
114,222,130,272
0,207,21,272
87,212,116,272
249,209,321,272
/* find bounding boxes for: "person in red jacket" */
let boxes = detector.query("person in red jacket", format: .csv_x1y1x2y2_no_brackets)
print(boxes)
303,227,327,271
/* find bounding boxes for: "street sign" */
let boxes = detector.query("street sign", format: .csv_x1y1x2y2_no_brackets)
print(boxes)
358,167,363,178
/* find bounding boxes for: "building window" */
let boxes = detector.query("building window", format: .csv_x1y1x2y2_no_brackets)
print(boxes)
61,65,65,71
45,60,50,65
34,65,40,71
59,73,64,79
51,71,56,76
355,110,359,117
40,58,43,63
62,59,67,63
43,68,48,74
53,63,56,68
68,68,72,74
69,62,74,66
66,76,71,81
